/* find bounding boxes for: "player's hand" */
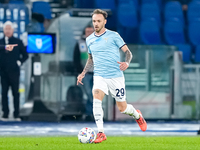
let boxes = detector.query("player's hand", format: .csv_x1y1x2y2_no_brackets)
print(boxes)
117,61,129,71
77,73,85,85
5,44,18,51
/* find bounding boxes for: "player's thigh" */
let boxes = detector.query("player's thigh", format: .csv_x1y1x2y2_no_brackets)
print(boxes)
93,76,108,101
107,76,126,102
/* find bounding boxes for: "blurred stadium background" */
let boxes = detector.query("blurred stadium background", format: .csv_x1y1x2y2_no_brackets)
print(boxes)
0,0,200,136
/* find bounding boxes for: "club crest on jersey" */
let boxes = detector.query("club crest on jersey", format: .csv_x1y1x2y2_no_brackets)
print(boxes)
104,38,109,42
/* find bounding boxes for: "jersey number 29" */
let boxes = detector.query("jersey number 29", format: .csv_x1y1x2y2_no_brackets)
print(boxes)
116,88,124,97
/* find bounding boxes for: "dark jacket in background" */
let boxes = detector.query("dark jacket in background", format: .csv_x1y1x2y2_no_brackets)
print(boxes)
0,36,28,118
73,42,83,74
0,36,28,72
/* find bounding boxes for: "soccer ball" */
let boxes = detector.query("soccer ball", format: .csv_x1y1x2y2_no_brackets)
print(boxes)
78,127,96,144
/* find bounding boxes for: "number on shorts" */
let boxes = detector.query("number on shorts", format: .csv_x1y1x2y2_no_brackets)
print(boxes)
116,88,124,97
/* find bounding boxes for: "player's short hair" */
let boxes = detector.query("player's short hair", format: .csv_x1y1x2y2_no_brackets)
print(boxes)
92,9,108,19
3,21,14,29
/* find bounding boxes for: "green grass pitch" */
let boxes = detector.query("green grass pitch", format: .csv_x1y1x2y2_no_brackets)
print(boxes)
0,136,200,150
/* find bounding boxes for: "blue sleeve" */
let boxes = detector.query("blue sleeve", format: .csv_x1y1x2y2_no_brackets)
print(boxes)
114,32,126,49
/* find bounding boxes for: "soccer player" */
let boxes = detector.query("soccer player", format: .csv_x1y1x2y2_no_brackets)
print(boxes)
77,9,147,143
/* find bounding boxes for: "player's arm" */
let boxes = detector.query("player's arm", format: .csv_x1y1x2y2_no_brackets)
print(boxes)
77,54,93,85
82,53,93,75
117,45,133,71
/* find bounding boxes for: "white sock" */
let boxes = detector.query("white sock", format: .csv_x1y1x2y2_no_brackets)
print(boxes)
93,99,104,133
121,104,140,120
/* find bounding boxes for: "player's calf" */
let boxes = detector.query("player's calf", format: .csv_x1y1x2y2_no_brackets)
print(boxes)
121,104,147,131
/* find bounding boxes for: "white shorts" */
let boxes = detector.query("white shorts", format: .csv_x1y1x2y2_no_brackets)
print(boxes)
93,76,126,102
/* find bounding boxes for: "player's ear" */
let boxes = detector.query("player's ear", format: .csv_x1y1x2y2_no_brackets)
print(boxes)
104,19,107,25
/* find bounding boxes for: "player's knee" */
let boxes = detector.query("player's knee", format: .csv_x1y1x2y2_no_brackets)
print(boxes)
92,89,104,100
93,95,101,100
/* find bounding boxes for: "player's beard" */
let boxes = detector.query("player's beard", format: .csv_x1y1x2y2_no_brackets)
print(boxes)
95,25,104,33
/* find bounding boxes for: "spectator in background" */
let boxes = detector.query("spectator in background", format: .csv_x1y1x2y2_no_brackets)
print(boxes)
73,25,94,121
43,18,51,30
0,21,28,121
27,13,45,32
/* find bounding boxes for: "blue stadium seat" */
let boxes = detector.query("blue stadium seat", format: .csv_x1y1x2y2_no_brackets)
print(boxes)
32,1,52,19
117,3,138,28
164,21,185,45
0,32,3,39
140,20,161,44
0,21,3,32
142,0,162,7
0,5,5,21
176,44,191,63
117,3,138,43
140,2,161,27
118,27,139,44
95,0,116,9
188,21,200,46
9,0,24,4
194,45,200,63
164,1,184,25
74,0,94,8
8,4,29,25
118,0,138,9
187,1,200,22
192,0,200,2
